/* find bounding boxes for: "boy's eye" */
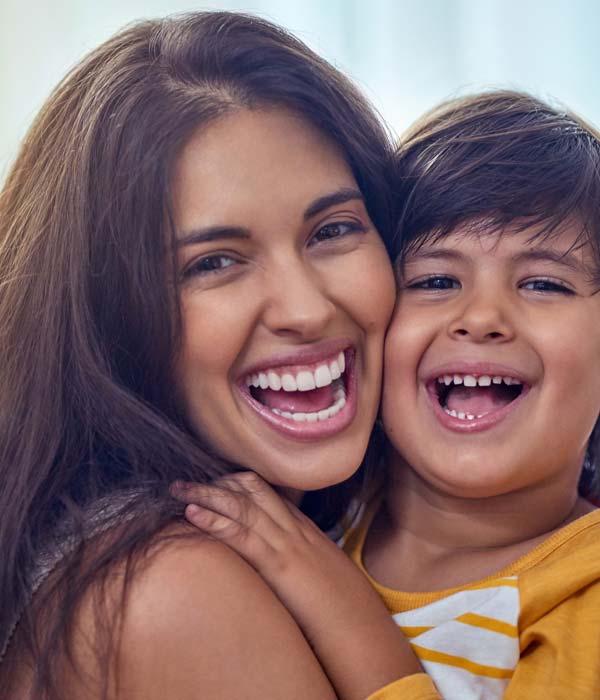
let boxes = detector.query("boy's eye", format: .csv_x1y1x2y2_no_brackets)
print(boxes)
182,253,238,280
310,221,365,245
407,275,460,290
520,278,575,294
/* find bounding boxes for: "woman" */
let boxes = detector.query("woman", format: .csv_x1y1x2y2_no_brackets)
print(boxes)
0,11,421,700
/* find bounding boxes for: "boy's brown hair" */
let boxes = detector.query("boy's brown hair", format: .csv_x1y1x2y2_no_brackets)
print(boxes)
394,89,600,501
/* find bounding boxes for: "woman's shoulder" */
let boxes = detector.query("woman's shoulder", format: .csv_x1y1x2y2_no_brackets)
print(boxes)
112,522,336,699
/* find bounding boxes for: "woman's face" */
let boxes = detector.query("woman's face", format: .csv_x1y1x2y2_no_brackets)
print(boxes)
172,108,395,490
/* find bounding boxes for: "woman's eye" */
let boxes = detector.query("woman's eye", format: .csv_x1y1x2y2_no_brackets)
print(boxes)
520,278,575,294
310,221,364,245
182,254,237,280
407,275,460,290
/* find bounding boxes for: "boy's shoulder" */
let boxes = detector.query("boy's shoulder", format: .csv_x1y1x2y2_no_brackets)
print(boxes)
518,507,600,627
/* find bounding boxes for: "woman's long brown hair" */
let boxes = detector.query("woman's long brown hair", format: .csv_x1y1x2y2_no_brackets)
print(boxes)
0,12,394,697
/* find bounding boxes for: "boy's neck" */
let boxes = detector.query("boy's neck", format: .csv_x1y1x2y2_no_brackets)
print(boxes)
363,449,595,592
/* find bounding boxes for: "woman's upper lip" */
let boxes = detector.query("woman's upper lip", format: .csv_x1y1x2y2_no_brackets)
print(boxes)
422,361,534,385
239,338,352,378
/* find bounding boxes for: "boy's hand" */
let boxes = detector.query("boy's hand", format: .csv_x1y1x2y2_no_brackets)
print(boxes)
171,472,423,700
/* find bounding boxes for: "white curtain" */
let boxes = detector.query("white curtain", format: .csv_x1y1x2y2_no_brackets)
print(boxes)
2,0,599,180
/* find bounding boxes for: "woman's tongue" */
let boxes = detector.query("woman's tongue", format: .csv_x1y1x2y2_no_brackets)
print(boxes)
445,385,512,416
255,385,334,413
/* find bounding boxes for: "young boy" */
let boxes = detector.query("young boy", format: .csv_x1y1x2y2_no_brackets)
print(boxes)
175,91,600,700
343,89,600,699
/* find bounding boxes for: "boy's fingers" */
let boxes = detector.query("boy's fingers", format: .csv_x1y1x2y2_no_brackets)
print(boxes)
218,472,301,530
184,504,270,563
172,472,297,532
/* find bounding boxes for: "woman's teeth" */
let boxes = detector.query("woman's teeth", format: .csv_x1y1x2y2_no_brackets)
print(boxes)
245,351,346,392
271,381,346,422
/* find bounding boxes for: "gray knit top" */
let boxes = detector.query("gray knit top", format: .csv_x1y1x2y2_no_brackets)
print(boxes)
0,490,144,666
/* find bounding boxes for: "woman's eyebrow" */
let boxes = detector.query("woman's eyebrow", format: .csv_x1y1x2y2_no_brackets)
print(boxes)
303,187,364,221
175,188,364,248
176,226,251,248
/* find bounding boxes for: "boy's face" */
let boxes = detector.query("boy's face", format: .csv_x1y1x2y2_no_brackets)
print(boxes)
383,221,600,499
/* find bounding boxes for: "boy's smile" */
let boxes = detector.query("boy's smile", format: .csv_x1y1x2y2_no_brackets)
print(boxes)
383,221,600,501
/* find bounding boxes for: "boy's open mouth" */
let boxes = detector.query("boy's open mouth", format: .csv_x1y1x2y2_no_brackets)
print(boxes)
432,373,525,421
244,350,350,423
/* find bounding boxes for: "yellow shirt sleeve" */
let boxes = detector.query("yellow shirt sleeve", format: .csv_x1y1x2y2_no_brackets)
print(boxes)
367,673,442,700
505,517,600,699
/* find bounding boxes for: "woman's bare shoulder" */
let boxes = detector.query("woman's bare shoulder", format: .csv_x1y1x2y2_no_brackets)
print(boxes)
114,522,335,700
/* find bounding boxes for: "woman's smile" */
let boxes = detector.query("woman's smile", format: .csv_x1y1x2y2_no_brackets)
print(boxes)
240,343,357,440
173,108,396,490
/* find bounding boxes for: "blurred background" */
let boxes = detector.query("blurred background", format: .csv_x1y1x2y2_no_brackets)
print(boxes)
2,0,599,182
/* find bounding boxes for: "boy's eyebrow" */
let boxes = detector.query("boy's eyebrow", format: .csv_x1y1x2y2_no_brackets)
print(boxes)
403,249,466,264
511,248,592,274
404,247,593,275
175,187,365,248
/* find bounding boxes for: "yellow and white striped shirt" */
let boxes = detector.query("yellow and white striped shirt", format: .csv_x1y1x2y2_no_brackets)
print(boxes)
344,503,600,700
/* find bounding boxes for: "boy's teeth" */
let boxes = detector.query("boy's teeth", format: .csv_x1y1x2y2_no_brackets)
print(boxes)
444,407,483,420
436,373,521,387
270,385,347,422
246,351,347,392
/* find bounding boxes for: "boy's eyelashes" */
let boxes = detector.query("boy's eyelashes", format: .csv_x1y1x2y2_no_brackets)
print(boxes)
405,275,459,291
519,278,576,295
402,273,577,295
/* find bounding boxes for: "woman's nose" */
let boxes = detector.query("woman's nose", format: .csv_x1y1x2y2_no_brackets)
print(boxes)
261,262,337,340
447,291,516,343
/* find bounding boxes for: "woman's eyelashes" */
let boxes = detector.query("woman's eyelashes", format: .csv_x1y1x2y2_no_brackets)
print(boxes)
309,219,367,247
180,218,367,285
181,252,242,283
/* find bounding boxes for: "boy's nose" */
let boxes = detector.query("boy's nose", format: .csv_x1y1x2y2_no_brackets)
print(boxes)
447,293,515,343
261,262,337,340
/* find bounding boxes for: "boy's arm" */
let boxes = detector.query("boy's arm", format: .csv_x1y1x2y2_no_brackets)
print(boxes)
172,473,441,700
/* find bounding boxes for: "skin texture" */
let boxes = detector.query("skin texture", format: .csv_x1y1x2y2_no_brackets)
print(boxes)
173,107,396,491
115,527,338,700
